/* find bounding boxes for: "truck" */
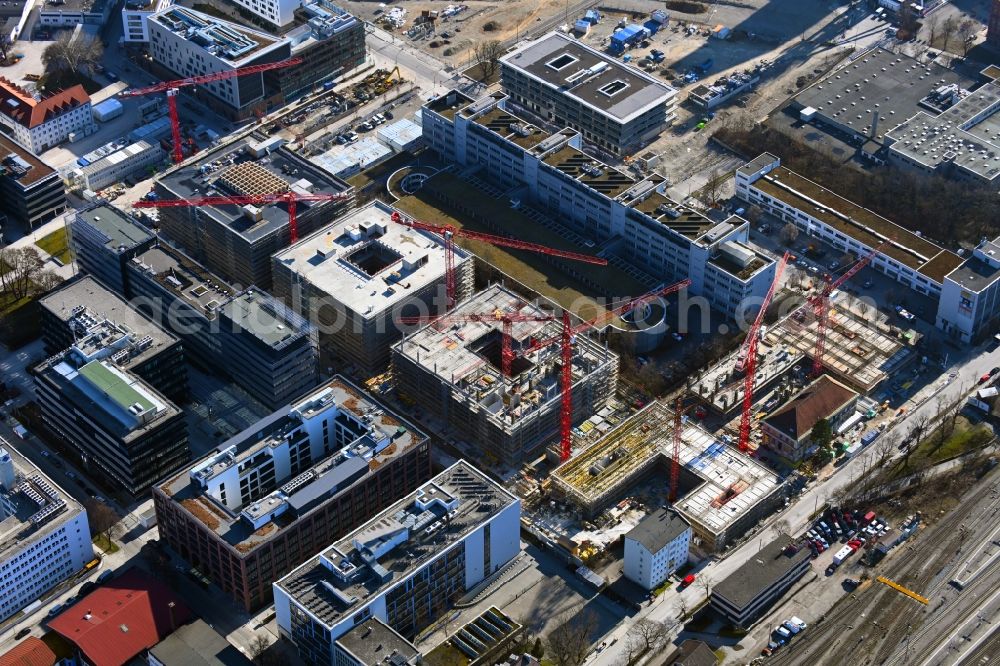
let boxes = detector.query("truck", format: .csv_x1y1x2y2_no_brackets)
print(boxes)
832,545,853,565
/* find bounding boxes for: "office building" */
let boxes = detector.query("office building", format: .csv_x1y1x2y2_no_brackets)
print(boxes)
0,134,67,233
710,539,811,627
154,377,432,610
271,201,473,374
885,78,1000,185
0,77,95,153
0,438,93,621
499,32,677,155
33,346,189,496
333,619,420,666
937,235,1000,343
422,91,776,320
761,376,859,461
392,285,619,465
68,140,166,193
151,135,354,289
736,153,964,301
789,48,971,147
127,243,317,409
624,508,691,590
39,276,187,403
69,203,156,295
224,0,301,29
37,0,114,27
122,0,155,43
551,401,782,552
148,7,291,121
274,461,521,663
276,1,366,101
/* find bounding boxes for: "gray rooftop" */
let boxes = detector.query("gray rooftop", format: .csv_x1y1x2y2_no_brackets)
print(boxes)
161,378,426,552
75,205,154,253
272,201,462,318
886,80,1000,182
626,508,690,553
155,136,352,243
276,461,517,628
131,245,234,316
944,255,1000,292
500,32,676,123
40,276,178,364
147,619,251,666
0,437,84,561
712,539,810,610
793,47,972,139
336,618,419,665
150,7,280,63
216,290,312,351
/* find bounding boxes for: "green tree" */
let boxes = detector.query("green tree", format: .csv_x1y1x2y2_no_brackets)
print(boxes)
811,418,833,449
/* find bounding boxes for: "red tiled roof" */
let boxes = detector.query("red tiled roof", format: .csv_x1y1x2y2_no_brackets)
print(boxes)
0,77,90,129
0,637,57,666
48,569,192,666
763,376,858,441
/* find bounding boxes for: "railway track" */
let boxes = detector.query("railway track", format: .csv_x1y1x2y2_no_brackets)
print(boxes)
770,471,1000,665
955,625,1000,666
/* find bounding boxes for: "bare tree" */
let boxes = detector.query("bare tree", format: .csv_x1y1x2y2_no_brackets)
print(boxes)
0,34,12,63
773,518,791,539
747,204,763,226
248,634,272,666
701,169,727,207
42,32,104,76
0,247,45,300
85,500,120,543
903,414,931,466
927,15,940,47
696,574,715,597
780,222,799,246
545,611,597,666
34,270,64,294
473,40,504,82
940,15,959,52
958,19,978,56
874,433,896,466
624,619,669,663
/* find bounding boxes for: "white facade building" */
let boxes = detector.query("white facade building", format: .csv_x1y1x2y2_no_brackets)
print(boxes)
274,461,520,663
227,0,301,28
936,236,1000,343
0,78,95,154
422,90,776,321
70,140,165,192
122,8,154,42
623,508,691,590
0,438,94,621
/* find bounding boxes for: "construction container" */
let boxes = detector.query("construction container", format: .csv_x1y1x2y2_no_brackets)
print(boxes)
574,19,591,35
92,98,124,122
609,24,649,54
711,25,732,39
832,545,853,565
377,118,423,153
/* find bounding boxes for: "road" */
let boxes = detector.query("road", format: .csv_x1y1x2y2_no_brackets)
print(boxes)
365,24,481,98
589,338,1000,665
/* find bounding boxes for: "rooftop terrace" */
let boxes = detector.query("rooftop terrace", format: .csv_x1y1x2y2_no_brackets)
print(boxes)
474,107,549,151
0,438,81,561
161,377,425,552
542,145,636,198
156,137,351,242
628,192,725,243
151,7,278,62
0,134,56,187
130,245,236,317
275,461,516,628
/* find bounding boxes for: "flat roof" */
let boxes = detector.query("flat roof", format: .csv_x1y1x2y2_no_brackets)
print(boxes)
160,378,426,552
216,290,311,350
542,145,637,198
792,48,972,138
500,32,676,124
713,538,810,609
336,619,418,665
551,402,781,538
393,285,612,430
886,81,1000,182
275,461,517,628
271,201,461,318
752,165,963,282
130,245,235,317
426,89,476,121
0,437,82,562
155,137,351,243
40,276,177,365
35,353,177,440
629,191,732,244
945,255,1000,292
0,134,57,187
146,619,250,666
474,106,550,151
150,7,279,63
74,204,154,252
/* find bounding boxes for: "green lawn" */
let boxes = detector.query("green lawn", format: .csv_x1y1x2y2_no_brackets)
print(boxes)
93,534,120,554
888,416,993,479
35,227,73,265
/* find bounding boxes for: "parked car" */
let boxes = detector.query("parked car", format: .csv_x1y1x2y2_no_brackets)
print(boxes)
774,626,792,639
46,604,64,618
96,569,115,583
14,628,31,639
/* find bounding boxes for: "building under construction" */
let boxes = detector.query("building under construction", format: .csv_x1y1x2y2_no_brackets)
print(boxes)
392,285,619,466
152,135,354,289
549,401,782,552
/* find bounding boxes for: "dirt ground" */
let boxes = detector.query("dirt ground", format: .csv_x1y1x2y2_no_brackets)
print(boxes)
342,0,574,65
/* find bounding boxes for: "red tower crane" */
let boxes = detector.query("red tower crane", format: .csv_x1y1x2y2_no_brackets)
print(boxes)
671,396,684,503
132,190,352,244
810,242,883,376
119,57,303,164
736,252,792,453
400,279,692,462
389,211,608,309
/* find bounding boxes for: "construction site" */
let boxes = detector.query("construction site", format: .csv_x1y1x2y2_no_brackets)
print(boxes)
690,292,911,419
391,284,619,468
543,401,782,554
